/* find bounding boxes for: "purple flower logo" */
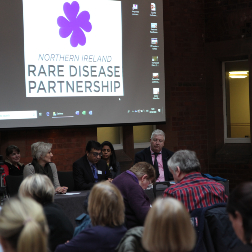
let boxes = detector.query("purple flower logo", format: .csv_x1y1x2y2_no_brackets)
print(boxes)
57,1,92,47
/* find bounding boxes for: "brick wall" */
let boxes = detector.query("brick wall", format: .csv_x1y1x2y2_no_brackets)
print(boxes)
0,127,96,171
161,0,208,171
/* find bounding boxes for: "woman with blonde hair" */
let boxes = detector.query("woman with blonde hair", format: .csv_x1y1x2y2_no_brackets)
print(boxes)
19,174,74,252
55,181,127,252
0,196,48,252
142,197,196,252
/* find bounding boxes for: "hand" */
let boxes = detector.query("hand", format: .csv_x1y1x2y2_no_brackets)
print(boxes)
55,186,68,194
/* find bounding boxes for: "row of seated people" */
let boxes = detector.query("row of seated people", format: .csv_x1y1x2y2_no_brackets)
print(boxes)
1,129,228,227
0,173,252,252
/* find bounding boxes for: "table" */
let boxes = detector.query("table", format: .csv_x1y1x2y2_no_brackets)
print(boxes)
54,191,89,227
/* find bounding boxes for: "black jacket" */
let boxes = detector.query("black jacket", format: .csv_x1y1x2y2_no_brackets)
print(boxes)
73,155,111,190
134,147,173,181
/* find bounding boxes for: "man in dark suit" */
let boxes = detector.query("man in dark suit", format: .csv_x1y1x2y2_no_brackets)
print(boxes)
135,129,173,181
73,140,112,190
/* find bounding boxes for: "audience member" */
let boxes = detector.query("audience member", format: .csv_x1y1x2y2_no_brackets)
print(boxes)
23,142,67,193
19,174,74,252
227,182,252,252
101,141,121,178
112,162,155,229
1,145,24,184
135,129,173,181
0,196,48,252
73,140,112,190
142,197,196,252
55,181,127,252
163,150,228,212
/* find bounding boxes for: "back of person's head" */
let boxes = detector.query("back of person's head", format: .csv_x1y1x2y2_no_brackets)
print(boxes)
31,142,52,160
19,174,55,205
142,197,196,252
0,197,48,252
227,182,252,244
5,145,20,157
129,162,156,183
168,150,201,174
86,140,101,152
88,181,125,227
151,129,165,140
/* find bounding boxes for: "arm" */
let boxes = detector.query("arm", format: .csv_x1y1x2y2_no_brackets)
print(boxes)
23,164,35,179
127,184,151,225
50,163,61,188
73,161,94,190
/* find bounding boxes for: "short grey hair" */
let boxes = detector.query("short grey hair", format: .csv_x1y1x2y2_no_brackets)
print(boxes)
19,174,55,205
151,129,165,140
31,142,52,160
168,150,201,174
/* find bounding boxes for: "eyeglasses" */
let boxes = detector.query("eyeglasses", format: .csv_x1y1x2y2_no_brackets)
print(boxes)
90,152,102,157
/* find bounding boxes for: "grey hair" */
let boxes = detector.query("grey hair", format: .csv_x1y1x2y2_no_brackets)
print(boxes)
151,129,165,140
31,142,52,160
168,150,201,174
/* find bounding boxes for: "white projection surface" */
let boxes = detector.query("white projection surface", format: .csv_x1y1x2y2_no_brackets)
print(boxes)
0,0,165,128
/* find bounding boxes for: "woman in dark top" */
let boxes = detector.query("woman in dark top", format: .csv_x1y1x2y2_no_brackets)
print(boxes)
101,141,120,179
19,174,74,252
227,182,252,252
55,181,127,252
1,145,24,184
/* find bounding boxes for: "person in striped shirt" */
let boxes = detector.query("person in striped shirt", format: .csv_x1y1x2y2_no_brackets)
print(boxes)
163,150,228,212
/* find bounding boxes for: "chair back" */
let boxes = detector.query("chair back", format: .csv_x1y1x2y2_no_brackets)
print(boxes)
57,171,75,192
153,181,170,198
5,175,23,197
190,203,242,252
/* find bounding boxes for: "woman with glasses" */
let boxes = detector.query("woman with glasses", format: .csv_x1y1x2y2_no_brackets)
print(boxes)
101,141,121,179
112,162,155,229
23,142,68,194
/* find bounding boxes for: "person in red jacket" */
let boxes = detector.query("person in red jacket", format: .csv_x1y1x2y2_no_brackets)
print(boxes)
1,145,24,185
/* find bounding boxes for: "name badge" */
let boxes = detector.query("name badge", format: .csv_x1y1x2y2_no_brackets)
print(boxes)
98,170,102,175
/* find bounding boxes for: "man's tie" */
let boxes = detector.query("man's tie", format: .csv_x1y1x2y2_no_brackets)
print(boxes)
154,153,160,179
91,164,98,182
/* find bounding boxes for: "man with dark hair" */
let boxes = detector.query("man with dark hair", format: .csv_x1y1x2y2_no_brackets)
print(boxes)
73,140,112,190
134,129,173,181
163,150,227,212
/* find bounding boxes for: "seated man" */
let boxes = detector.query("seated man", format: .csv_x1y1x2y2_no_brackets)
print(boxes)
73,140,112,190
112,162,155,229
135,129,173,181
163,150,228,212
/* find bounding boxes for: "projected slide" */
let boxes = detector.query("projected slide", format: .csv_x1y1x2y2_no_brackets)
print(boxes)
23,0,123,97
0,0,166,128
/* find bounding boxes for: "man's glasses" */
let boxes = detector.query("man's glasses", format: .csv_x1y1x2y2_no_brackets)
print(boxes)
91,152,102,157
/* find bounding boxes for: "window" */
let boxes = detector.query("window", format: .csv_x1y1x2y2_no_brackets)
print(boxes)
223,60,250,143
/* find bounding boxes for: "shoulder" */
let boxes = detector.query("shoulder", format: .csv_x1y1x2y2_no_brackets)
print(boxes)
137,147,150,154
49,162,57,170
73,155,87,166
162,148,174,157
